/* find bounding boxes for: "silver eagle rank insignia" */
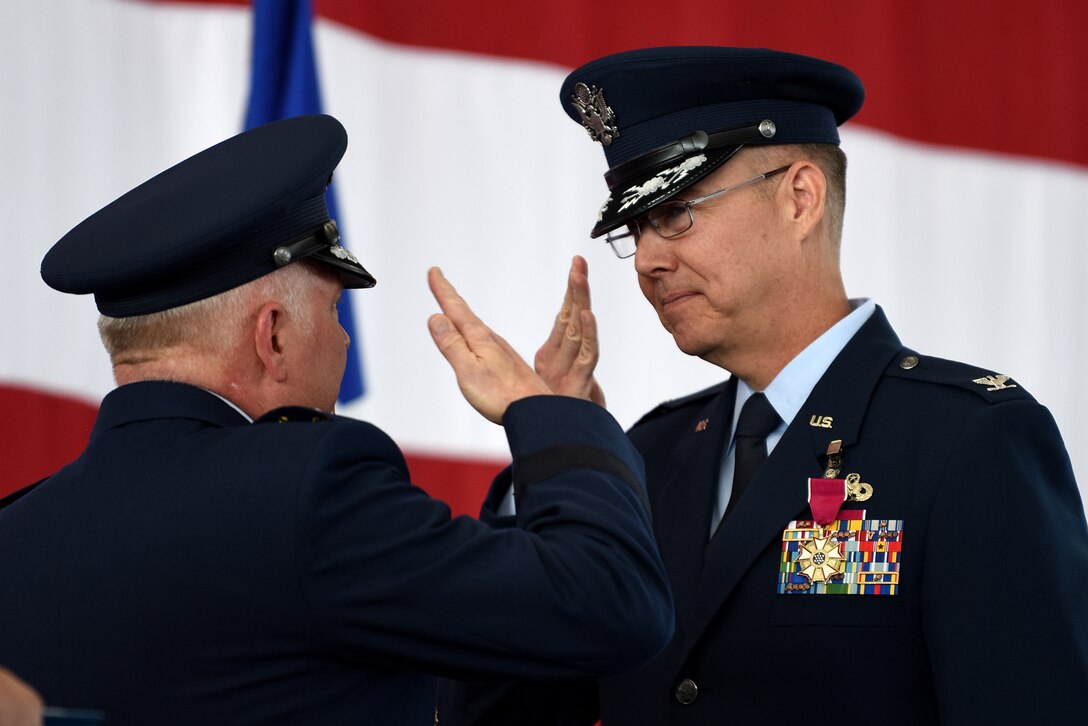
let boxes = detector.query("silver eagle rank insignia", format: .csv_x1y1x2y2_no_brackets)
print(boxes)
571,82,620,146
972,374,1017,392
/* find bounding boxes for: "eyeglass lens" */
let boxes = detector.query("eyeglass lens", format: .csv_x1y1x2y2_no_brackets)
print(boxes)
604,165,790,259
646,203,693,238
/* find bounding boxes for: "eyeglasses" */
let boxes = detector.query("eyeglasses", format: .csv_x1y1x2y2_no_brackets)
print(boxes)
605,165,792,258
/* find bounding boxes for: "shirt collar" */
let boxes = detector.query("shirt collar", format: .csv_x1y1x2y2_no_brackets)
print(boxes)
734,298,876,431
202,388,253,422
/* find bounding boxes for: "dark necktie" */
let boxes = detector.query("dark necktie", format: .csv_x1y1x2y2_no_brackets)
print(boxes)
723,392,780,519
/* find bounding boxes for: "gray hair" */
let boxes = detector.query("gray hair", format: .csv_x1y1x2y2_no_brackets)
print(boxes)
98,261,318,361
750,143,847,244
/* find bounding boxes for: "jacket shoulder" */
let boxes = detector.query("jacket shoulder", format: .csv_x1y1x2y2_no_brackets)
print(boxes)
254,406,333,424
631,380,729,429
252,406,395,448
884,351,1036,404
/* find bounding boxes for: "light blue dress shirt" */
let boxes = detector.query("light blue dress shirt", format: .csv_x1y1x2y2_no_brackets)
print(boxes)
709,299,875,536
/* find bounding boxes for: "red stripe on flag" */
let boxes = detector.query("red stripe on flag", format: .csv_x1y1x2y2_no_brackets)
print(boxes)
0,385,504,516
404,452,507,519
0,386,99,496
145,0,1088,166
309,0,1088,169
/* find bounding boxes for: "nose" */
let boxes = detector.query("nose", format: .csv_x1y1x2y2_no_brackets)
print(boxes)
633,226,677,277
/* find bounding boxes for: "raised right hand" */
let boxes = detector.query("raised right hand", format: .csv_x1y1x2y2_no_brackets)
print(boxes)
428,267,552,424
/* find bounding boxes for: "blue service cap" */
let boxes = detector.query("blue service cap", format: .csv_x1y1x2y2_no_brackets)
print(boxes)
41,114,375,317
559,47,864,238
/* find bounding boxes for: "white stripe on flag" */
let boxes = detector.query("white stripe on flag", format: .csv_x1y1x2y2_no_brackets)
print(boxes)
1,0,1085,499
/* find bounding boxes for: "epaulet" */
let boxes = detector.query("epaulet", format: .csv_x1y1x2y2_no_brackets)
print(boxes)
884,350,1035,403
255,406,333,424
631,380,729,428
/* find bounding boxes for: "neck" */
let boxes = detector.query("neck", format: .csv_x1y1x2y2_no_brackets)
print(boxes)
709,290,851,391
112,347,207,387
112,347,265,418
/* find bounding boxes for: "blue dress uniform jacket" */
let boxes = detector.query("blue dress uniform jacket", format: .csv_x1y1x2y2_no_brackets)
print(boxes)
0,381,673,726
440,307,1088,724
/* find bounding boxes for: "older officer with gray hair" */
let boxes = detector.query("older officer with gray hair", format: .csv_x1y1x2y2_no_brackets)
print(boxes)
0,114,673,725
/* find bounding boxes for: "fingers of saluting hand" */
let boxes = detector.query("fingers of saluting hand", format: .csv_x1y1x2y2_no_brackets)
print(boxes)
428,267,524,362
540,256,591,366
535,256,600,382
426,269,473,368
428,267,551,424
575,306,600,370
428,266,488,342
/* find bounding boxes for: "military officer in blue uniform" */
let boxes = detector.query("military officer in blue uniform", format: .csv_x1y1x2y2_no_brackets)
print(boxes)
439,47,1088,723
0,114,675,725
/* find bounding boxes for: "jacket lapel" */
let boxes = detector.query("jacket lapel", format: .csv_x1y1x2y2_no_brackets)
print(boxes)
684,307,905,649
651,378,737,622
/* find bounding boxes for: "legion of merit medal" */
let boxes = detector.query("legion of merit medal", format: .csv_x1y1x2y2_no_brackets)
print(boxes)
782,477,850,588
795,536,846,583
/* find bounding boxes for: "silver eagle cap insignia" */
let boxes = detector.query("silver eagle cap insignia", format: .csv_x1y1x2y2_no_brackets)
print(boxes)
571,82,620,147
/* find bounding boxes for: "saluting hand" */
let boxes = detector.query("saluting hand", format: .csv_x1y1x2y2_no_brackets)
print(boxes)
428,267,552,424
534,256,606,406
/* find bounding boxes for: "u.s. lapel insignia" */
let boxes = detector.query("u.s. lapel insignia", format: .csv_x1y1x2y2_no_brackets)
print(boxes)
571,82,620,146
972,374,1017,392
845,473,873,502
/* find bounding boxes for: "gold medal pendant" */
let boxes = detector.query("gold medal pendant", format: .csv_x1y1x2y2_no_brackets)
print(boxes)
795,535,846,583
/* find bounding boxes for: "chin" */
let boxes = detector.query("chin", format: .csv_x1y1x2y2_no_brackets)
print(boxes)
671,334,715,360
662,320,708,354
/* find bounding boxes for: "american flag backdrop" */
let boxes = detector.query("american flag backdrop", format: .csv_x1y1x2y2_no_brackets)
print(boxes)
1,0,1085,516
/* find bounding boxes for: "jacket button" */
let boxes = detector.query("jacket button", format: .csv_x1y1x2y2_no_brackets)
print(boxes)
899,355,919,370
674,678,698,705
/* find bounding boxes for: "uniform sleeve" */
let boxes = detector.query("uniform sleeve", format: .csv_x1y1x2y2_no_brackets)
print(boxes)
436,465,604,725
294,395,674,681
922,399,1088,719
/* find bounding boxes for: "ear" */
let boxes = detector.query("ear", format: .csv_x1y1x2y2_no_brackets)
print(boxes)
254,301,289,383
782,161,826,240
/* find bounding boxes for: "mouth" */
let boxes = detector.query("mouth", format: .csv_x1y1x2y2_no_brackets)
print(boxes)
660,291,698,309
